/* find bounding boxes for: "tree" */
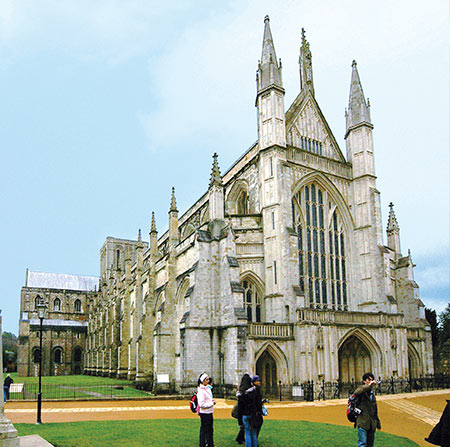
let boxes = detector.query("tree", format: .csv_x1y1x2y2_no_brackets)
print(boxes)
2,331,18,371
439,303,450,345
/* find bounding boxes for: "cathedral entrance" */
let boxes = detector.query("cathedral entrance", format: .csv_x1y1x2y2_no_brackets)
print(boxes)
338,336,372,383
256,350,278,397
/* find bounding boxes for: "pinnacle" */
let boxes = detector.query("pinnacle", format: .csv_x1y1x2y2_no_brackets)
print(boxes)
150,211,157,233
170,187,178,213
209,153,223,188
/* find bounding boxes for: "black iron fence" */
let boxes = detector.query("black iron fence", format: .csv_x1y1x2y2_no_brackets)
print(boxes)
8,382,152,401
8,374,450,402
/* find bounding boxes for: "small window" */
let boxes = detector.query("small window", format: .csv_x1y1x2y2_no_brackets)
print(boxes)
74,299,82,312
33,349,41,363
35,295,42,309
54,348,63,364
53,298,61,312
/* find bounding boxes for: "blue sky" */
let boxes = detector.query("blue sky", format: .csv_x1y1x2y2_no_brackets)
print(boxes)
1,0,448,334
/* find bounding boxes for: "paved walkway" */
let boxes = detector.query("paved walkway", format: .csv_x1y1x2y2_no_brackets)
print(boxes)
5,389,449,447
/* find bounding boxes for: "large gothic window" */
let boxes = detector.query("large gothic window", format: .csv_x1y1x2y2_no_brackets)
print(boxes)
237,191,249,215
242,280,261,322
293,183,348,310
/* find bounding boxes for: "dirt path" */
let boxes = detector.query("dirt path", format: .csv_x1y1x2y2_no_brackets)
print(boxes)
5,389,449,447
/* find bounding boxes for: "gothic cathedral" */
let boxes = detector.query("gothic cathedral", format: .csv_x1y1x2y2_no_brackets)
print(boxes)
18,17,433,390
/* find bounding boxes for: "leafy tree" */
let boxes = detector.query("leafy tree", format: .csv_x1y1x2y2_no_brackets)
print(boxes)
2,332,18,371
439,303,450,345
425,308,439,348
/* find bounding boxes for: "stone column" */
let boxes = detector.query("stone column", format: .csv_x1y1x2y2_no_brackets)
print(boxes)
0,312,20,447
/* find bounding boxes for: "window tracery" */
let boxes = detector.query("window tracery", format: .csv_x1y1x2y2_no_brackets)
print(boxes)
242,279,261,322
293,182,348,310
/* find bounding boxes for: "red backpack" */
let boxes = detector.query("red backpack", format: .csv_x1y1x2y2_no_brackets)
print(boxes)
346,393,362,423
189,391,198,413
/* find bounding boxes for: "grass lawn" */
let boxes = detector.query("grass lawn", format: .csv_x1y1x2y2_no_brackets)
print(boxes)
9,373,133,386
15,419,419,447
8,373,152,400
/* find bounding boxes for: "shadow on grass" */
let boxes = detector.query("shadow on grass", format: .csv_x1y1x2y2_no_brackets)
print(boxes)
15,419,419,447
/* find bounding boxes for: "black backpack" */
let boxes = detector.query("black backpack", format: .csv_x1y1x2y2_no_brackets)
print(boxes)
346,393,362,423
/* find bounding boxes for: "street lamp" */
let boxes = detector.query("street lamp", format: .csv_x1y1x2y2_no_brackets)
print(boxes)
36,301,47,424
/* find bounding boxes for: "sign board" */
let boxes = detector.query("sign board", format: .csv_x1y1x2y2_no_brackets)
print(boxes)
10,383,24,393
157,374,170,384
292,386,304,397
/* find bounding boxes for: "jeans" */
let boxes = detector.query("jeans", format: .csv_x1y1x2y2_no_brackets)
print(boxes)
358,427,375,447
3,386,9,403
242,415,258,447
199,413,213,447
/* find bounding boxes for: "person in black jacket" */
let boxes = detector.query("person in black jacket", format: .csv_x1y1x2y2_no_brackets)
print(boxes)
3,374,13,403
425,400,450,447
237,374,262,447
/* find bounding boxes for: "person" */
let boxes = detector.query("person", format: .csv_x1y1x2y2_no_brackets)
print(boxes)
354,372,381,447
3,374,13,403
197,373,216,447
425,400,450,446
251,375,265,438
237,373,263,447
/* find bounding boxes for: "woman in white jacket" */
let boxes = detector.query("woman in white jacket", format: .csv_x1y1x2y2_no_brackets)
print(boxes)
197,373,216,447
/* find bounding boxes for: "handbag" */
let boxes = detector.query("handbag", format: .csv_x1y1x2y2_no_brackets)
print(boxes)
262,405,268,416
231,402,239,419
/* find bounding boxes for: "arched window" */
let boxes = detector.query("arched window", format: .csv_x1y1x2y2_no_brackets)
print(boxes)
53,347,63,364
293,182,348,310
73,347,82,363
237,190,249,215
116,249,121,269
53,298,61,312
35,295,42,309
74,299,82,312
33,348,41,363
242,279,261,322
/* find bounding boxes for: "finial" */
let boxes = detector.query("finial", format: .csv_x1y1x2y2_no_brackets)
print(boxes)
209,153,223,188
151,211,157,233
352,60,357,67
408,249,411,257
170,187,178,212
264,15,270,22
138,229,142,242
301,27,306,44
389,202,394,209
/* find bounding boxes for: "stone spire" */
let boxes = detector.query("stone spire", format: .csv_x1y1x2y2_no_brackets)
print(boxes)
256,15,283,92
387,202,401,254
150,211,157,234
170,187,178,213
209,153,223,188
137,228,142,243
149,212,158,260
299,28,314,96
346,60,371,132
208,153,224,220
169,187,179,249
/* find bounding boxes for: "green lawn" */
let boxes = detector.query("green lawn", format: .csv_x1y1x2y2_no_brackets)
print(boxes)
8,373,152,400
9,373,133,386
15,419,419,447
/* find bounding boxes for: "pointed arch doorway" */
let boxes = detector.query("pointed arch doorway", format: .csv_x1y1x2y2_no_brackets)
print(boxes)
256,350,277,396
338,335,372,383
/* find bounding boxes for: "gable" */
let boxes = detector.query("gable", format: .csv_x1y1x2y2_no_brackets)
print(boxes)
285,92,346,162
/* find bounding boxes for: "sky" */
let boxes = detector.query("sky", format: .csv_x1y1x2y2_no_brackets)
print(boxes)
0,0,448,335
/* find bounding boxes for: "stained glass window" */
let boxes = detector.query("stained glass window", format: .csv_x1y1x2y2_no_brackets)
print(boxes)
292,183,348,310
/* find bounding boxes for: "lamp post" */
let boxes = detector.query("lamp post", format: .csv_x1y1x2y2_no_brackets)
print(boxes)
36,302,47,424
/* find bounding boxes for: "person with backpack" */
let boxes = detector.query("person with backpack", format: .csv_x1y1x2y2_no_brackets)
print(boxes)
237,373,263,447
354,372,381,447
197,373,216,447
3,374,13,403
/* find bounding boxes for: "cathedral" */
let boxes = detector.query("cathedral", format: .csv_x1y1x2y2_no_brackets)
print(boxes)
18,17,433,393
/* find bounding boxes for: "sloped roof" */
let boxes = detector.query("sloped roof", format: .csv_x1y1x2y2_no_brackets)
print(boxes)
26,270,99,292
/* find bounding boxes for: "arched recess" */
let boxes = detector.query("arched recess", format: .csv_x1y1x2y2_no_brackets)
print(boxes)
226,180,250,215
292,173,355,311
180,223,195,240
337,328,382,382
72,347,83,375
240,271,265,323
292,172,354,232
175,278,190,383
254,341,289,388
407,343,422,379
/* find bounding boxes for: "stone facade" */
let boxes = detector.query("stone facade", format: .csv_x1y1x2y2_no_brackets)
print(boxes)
18,17,433,390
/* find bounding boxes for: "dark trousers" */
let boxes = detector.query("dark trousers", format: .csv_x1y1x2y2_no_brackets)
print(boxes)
200,413,214,447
